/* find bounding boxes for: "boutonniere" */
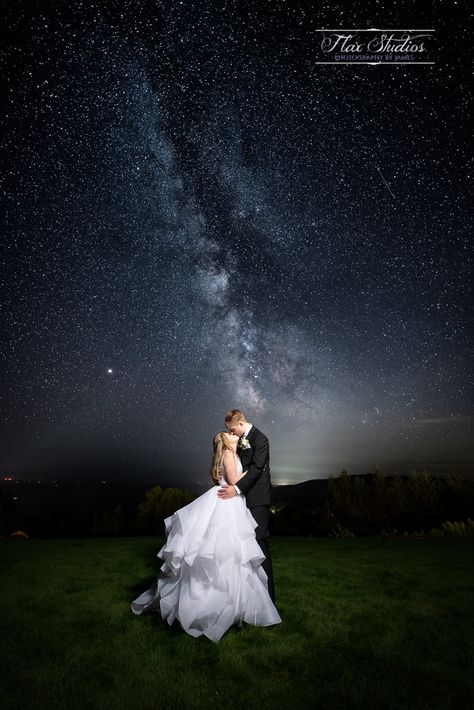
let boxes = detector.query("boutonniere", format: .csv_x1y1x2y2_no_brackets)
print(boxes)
238,436,251,450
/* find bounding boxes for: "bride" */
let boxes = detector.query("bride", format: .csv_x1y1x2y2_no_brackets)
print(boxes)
131,430,282,642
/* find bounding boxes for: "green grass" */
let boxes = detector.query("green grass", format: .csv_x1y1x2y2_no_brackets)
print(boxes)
0,536,473,710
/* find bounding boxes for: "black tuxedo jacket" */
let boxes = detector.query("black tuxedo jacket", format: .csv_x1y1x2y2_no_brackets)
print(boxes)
237,425,272,507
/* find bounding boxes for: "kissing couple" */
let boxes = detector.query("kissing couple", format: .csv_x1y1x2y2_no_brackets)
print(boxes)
131,408,281,642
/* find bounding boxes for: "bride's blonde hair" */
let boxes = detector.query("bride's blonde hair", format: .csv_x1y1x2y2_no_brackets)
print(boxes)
210,431,232,485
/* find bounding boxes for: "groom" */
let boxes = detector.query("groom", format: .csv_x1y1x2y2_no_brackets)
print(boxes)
217,408,276,603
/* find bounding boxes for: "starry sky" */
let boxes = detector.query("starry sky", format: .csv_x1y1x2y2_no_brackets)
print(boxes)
1,1,473,487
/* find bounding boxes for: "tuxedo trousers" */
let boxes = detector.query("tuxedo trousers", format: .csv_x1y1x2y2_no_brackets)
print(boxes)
248,504,275,603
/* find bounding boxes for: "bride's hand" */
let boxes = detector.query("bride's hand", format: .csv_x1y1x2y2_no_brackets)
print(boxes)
236,470,248,481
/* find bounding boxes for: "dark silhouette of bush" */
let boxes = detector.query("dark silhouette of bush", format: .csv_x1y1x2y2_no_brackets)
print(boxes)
132,485,196,535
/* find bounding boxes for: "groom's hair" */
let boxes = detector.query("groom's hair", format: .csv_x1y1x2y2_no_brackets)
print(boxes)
225,409,247,426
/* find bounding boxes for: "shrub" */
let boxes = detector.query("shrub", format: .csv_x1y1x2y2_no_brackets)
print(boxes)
329,522,355,538
430,518,474,537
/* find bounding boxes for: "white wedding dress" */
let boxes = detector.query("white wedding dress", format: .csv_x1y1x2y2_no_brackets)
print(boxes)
131,450,282,642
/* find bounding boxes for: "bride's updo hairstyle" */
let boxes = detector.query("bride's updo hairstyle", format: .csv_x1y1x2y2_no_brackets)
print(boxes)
210,431,232,486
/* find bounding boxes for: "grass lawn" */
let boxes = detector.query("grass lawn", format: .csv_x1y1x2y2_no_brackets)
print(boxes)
0,536,473,709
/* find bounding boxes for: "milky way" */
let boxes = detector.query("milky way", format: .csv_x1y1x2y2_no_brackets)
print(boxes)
1,1,472,485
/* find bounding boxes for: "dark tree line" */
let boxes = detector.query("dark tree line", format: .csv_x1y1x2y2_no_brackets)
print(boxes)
270,469,474,537
1,469,473,538
0,483,196,538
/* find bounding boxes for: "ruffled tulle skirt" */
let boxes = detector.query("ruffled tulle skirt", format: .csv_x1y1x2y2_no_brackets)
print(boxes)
131,484,282,642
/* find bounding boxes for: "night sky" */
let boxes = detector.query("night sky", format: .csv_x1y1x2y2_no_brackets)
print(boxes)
1,1,472,487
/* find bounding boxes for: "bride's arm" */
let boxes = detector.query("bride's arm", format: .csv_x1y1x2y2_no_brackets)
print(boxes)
223,451,247,485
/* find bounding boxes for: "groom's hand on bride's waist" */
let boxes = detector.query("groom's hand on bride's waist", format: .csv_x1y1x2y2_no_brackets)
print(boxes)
217,484,237,499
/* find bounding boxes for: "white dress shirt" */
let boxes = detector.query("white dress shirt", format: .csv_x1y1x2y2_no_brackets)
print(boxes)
234,423,252,495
